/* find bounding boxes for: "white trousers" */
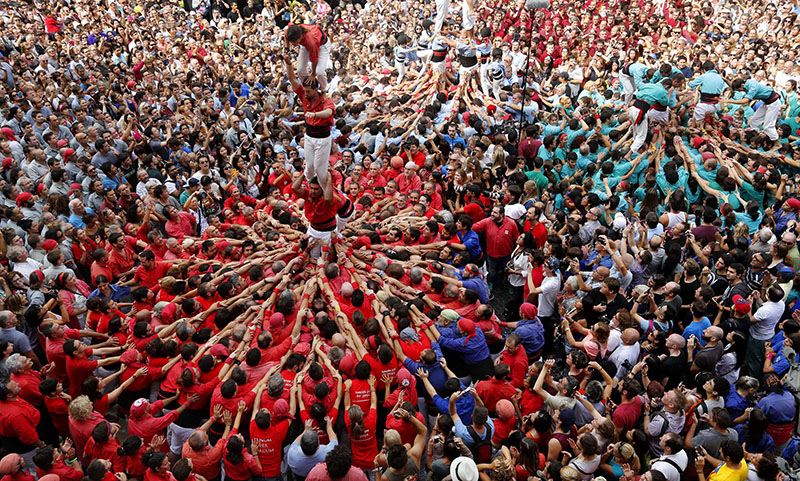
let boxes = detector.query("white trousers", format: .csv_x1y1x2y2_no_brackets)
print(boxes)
303,134,332,186
396,60,407,83
750,100,781,140
693,102,718,121
297,41,331,90
434,0,450,34
620,72,636,104
647,108,669,124
462,0,475,30
630,106,649,152
167,423,196,455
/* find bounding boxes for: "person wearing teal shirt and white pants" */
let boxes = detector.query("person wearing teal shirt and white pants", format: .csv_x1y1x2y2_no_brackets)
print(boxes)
723,78,783,142
629,79,672,153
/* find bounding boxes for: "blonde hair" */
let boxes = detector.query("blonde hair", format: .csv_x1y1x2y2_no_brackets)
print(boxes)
733,222,749,239
69,395,94,421
384,429,402,447
560,466,580,481
617,442,641,473
596,417,617,442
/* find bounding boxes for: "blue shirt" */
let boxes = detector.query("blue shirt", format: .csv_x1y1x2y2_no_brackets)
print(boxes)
89,284,131,302
724,387,752,421
682,318,711,346
458,229,482,262
735,425,775,454
688,70,727,95
454,417,495,449
462,276,489,304
743,79,776,101
437,324,491,365
756,391,795,423
403,342,448,393
433,389,475,424
68,207,96,229
514,319,545,356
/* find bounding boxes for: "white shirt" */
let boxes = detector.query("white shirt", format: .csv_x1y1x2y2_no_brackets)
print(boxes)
537,275,561,318
652,450,689,481
12,258,43,283
609,343,641,378
750,301,784,340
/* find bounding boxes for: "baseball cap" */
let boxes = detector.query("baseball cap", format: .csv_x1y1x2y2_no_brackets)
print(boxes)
732,294,750,314
130,398,150,417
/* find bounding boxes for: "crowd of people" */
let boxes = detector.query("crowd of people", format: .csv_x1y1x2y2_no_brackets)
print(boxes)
0,0,800,480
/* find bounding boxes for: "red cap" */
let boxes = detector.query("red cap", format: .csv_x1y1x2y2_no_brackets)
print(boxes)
209,344,229,357
42,239,58,251
355,236,372,249
130,398,150,417
63,149,76,160
487,105,496,114
120,349,139,364
293,342,311,356
126,80,136,89
57,139,68,148
732,294,750,314
15,192,31,206
692,136,704,149
787,198,800,210
271,399,294,420
701,151,715,161
36,183,45,195
1,158,12,169
70,183,82,190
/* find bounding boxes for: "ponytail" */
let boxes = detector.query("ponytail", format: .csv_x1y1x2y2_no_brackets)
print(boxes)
348,406,365,438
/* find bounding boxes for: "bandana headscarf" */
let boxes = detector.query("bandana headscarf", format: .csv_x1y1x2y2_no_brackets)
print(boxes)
520,302,538,320
400,327,419,343
268,312,285,336
458,318,477,346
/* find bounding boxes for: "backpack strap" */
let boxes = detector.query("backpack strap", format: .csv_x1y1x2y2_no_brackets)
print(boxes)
655,457,684,475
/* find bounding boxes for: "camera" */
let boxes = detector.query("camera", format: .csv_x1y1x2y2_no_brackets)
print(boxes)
621,359,634,371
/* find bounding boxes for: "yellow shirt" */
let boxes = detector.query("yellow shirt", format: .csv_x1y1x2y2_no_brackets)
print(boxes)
708,462,748,481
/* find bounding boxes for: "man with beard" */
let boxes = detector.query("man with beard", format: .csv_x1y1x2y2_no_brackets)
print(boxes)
688,326,723,374
472,206,519,288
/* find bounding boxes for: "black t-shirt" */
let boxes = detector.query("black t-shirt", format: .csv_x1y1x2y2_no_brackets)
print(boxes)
661,351,687,391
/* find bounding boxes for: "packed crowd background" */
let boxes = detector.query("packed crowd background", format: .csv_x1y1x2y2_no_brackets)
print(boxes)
1,0,800,481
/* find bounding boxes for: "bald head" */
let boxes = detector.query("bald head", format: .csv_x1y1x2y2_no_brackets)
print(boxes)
667,333,686,349
622,328,639,345
649,236,663,249
331,333,346,348
665,282,681,296
706,326,724,341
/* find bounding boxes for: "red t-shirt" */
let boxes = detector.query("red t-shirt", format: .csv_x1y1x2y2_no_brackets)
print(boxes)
348,379,372,413
612,396,643,431
44,395,70,436
37,460,82,481
66,351,99,398
300,187,337,231
46,328,81,382
345,408,378,469
249,419,291,477
134,262,170,292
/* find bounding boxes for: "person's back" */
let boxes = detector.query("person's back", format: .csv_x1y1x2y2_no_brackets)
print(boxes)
305,445,367,481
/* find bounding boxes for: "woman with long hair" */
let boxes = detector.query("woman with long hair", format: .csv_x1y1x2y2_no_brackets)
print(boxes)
222,402,261,481
506,232,535,322
55,273,91,329
717,330,747,386
735,408,775,454
345,375,378,476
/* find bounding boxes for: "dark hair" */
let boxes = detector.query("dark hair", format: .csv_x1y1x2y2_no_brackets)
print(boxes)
325,444,354,479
